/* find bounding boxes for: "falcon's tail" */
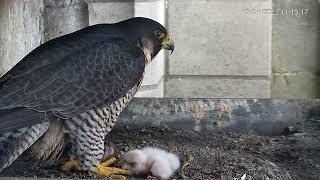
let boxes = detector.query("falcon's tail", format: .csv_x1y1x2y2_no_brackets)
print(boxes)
0,122,49,172
28,119,65,165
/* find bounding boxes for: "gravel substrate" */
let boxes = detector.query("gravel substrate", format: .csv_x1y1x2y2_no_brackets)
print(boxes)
1,127,319,180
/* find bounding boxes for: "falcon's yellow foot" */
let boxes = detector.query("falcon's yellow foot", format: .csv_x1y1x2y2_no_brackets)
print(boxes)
96,157,130,179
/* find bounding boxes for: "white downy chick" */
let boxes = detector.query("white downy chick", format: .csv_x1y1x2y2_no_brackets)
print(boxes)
122,147,180,179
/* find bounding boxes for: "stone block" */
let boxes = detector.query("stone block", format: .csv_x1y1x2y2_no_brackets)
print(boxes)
272,74,320,99
43,0,89,41
272,0,320,75
165,77,270,98
0,0,43,75
88,1,134,25
168,0,272,76
272,0,320,98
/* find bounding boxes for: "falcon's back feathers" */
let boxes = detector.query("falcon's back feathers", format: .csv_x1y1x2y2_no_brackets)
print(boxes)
0,35,145,133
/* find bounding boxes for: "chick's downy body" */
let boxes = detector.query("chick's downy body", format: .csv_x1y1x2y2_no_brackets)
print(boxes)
123,147,180,179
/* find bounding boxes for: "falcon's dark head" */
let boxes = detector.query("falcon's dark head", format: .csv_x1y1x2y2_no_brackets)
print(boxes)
117,17,174,63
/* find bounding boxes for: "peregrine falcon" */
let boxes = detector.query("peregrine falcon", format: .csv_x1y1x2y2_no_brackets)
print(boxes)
0,17,174,176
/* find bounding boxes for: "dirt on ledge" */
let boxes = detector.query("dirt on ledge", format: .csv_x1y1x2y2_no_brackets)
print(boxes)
1,127,319,180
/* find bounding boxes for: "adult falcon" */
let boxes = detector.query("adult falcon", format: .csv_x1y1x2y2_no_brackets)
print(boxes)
0,17,174,176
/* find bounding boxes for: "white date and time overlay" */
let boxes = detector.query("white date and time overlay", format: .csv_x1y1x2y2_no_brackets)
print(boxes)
242,8,309,16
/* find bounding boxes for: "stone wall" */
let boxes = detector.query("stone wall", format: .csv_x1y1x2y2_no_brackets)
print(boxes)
0,0,165,97
43,0,89,41
0,0,319,98
272,0,320,98
166,0,272,98
0,0,89,74
0,0,43,75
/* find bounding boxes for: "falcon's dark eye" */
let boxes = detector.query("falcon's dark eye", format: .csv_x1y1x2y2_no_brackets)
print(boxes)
154,30,165,40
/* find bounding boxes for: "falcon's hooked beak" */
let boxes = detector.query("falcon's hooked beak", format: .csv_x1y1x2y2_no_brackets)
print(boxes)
162,35,174,54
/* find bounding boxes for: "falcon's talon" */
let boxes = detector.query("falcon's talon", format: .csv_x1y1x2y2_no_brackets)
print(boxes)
96,157,130,177
100,156,117,166
62,159,79,171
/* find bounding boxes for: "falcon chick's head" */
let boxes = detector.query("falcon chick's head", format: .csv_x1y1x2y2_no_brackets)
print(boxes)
122,149,149,175
117,17,174,63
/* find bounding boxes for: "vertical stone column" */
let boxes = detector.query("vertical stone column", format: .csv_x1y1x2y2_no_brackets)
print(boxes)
43,0,89,41
0,0,44,75
134,0,165,97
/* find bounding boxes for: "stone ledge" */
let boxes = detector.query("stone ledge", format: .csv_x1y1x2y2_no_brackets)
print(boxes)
116,98,320,136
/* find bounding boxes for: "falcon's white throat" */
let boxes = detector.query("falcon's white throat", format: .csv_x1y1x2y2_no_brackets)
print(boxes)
142,47,152,63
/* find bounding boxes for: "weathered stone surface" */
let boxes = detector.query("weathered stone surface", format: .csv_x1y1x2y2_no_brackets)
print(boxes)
272,73,320,98
0,0,43,76
88,2,134,25
165,77,270,98
43,0,89,41
167,0,272,76
272,0,320,74
116,98,320,136
272,0,320,98
0,0,89,77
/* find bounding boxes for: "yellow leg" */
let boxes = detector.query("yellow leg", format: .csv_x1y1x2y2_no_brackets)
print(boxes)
100,156,117,166
96,157,130,179
62,157,129,179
